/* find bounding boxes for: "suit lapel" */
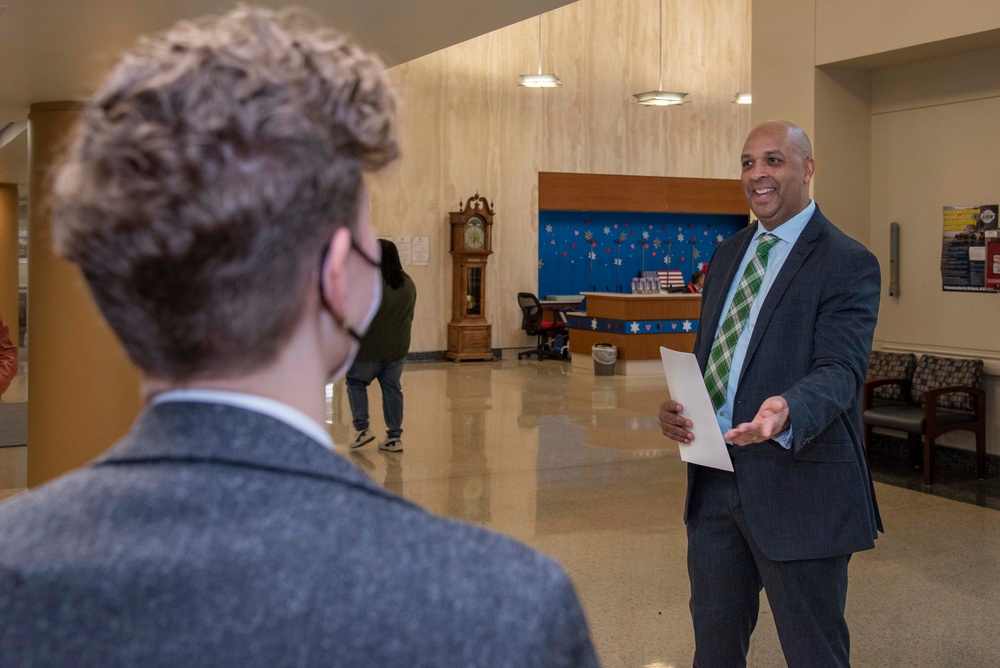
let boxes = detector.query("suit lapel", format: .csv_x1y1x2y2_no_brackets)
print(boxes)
698,226,755,367
739,210,825,377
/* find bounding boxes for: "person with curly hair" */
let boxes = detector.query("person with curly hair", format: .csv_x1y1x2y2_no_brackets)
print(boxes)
0,7,597,667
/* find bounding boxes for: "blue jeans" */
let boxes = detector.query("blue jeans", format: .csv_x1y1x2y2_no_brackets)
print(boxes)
345,357,405,438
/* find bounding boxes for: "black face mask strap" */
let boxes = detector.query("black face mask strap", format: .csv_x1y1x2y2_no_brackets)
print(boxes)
318,243,333,313
317,241,372,343
351,237,381,269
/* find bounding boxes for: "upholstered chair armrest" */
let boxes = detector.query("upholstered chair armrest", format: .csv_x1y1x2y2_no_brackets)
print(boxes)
923,386,985,420
863,378,911,409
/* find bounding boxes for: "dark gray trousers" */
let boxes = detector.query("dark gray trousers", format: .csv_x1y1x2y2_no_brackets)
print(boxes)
687,465,851,668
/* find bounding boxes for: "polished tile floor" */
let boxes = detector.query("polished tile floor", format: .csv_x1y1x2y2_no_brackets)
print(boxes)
326,360,1000,667
4,358,1000,666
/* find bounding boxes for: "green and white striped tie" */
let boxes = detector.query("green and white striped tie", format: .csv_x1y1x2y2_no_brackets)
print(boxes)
704,233,780,411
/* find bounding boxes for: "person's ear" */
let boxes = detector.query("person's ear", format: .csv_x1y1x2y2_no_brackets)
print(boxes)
802,156,816,185
321,227,353,321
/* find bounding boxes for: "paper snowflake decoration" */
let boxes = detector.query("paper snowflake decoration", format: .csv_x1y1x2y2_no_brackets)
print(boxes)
677,232,685,242
584,231,593,242
537,260,544,269
652,238,661,248
642,231,649,240
544,224,553,233
603,226,611,235
693,249,701,260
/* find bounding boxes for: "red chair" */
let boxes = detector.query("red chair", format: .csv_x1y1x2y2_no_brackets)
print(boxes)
517,293,566,360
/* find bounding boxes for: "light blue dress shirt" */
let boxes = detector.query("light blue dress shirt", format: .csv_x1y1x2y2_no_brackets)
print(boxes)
713,200,815,447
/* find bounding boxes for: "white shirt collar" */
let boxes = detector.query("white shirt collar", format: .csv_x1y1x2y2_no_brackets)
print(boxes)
149,389,334,451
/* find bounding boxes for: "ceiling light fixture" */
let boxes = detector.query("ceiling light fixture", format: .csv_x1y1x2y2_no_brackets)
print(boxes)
732,92,753,105
519,15,561,88
634,0,688,106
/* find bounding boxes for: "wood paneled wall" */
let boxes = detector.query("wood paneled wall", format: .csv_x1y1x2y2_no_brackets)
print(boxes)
538,172,747,214
369,0,752,352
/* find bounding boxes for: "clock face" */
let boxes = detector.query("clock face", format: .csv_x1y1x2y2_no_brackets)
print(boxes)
465,216,486,249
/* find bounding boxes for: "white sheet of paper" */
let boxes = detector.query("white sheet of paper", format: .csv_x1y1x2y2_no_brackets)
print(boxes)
394,236,413,266
411,236,430,266
660,347,734,472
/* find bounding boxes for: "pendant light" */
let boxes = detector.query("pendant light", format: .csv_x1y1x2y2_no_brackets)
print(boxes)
633,0,688,106
519,15,561,88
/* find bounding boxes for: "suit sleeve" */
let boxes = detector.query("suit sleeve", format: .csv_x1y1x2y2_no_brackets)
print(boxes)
0,312,17,398
781,245,880,452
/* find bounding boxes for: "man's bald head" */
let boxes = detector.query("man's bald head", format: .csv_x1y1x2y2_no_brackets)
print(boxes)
740,121,815,230
751,121,812,160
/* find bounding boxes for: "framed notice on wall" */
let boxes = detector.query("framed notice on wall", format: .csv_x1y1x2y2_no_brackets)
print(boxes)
377,236,430,266
941,204,998,292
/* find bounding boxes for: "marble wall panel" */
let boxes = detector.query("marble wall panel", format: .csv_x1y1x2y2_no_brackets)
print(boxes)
369,0,751,352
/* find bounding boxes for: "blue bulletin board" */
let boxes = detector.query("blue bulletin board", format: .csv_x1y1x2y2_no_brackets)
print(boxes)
537,210,749,297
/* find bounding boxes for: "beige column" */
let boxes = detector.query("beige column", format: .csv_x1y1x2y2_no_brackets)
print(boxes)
0,184,17,345
27,102,142,487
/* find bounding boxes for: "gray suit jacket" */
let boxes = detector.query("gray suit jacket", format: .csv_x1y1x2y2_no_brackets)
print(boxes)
0,402,598,667
687,207,883,561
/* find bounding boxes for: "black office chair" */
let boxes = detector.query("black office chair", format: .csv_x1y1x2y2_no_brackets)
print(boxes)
516,292,567,360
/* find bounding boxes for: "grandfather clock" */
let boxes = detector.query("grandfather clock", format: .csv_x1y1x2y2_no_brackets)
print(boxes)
445,193,495,362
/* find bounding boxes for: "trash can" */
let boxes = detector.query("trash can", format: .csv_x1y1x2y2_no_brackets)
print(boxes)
592,343,617,376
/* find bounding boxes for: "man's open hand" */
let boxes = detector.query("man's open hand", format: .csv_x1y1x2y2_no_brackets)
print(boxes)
725,396,790,446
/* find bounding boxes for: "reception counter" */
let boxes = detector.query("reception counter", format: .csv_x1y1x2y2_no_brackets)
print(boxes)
566,292,701,375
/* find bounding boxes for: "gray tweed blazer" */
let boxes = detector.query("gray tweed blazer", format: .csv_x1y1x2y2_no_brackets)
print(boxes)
0,402,598,667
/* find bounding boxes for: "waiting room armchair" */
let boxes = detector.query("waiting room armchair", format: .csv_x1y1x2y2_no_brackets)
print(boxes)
862,352,986,485
517,292,566,361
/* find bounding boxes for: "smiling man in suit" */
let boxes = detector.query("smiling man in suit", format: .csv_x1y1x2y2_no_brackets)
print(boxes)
0,7,597,667
659,121,882,667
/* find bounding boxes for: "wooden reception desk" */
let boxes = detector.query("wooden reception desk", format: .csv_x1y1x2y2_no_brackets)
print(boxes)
566,292,702,375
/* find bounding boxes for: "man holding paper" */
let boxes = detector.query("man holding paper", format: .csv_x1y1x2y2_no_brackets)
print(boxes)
659,121,881,668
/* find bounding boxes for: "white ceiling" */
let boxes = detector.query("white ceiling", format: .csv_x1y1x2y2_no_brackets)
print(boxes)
0,0,576,185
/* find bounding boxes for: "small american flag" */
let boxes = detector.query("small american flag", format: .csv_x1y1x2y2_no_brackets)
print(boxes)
656,270,685,289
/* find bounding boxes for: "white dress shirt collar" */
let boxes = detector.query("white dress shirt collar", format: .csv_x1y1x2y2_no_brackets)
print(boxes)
150,389,334,451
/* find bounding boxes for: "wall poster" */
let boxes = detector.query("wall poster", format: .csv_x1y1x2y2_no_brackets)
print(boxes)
941,204,998,292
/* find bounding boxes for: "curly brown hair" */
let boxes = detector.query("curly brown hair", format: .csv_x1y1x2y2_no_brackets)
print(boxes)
50,5,398,380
